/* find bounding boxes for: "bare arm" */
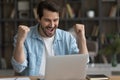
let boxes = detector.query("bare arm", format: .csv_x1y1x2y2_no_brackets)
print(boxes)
13,25,30,64
74,24,88,54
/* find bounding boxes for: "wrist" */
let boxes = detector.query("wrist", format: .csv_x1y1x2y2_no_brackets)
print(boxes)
16,40,24,46
77,35,86,42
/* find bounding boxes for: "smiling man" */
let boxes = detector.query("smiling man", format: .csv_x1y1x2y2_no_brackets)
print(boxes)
38,9,59,37
11,1,88,76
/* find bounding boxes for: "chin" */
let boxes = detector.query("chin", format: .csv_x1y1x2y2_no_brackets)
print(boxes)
48,34,54,37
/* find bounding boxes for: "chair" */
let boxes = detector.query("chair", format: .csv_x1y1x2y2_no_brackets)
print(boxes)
87,40,98,66
87,40,98,57
68,28,98,65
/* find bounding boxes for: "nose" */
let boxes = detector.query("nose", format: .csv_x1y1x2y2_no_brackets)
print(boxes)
50,21,55,28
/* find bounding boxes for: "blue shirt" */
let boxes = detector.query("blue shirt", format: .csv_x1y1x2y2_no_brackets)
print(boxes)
11,24,79,76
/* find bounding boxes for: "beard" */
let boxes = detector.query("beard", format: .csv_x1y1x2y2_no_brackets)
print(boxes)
40,25,57,37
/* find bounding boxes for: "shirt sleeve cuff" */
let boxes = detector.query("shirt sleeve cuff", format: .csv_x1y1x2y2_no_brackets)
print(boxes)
12,57,27,66
11,57,27,72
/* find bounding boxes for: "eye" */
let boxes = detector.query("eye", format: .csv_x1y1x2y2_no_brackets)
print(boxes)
54,19,59,22
45,19,50,22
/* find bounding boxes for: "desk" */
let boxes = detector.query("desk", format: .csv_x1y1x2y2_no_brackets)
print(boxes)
1,64,120,76
0,76,120,80
0,76,41,80
87,64,120,76
109,76,120,80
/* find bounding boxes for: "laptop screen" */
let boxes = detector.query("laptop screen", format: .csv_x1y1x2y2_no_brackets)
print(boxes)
45,54,89,80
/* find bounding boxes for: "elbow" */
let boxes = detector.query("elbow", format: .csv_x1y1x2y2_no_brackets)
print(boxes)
11,58,27,73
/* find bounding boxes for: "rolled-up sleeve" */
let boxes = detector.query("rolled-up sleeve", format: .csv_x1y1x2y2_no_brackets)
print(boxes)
11,35,28,73
11,57,27,73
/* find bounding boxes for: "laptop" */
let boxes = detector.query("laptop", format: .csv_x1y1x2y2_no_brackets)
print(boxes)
44,54,89,80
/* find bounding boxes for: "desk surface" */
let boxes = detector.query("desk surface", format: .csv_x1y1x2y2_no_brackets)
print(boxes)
109,76,120,80
0,76,120,80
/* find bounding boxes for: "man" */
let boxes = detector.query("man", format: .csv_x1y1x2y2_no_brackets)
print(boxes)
11,1,88,76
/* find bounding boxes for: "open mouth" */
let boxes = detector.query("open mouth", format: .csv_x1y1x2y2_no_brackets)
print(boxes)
46,27,55,34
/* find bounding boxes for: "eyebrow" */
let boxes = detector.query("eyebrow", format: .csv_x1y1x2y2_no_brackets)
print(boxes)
44,18,59,21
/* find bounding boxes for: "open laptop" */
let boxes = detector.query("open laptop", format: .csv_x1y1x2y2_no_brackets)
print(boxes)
44,54,89,80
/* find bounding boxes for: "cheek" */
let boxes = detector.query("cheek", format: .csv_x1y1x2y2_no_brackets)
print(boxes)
41,21,49,27
55,22,59,27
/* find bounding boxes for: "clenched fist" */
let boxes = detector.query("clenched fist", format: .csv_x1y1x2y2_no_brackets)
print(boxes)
74,24,85,39
73,24,88,54
17,25,30,43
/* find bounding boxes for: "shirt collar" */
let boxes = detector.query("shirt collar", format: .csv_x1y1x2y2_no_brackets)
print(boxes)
32,24,42,40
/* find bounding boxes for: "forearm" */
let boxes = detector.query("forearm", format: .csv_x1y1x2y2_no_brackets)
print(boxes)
78,36,88,54
74,24,88,54
13,25,30,64
13,41,26,64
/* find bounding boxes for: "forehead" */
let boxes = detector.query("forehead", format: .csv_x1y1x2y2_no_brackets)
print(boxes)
42,9,59,18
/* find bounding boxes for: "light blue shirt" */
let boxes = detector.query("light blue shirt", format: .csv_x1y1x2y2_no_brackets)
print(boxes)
11,24,79,76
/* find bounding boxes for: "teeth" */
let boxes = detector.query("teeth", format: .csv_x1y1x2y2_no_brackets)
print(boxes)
51,29,53,31
46,28,53,33
48,28,53,31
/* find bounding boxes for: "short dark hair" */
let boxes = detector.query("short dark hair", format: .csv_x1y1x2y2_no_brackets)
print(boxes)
37,1,60,19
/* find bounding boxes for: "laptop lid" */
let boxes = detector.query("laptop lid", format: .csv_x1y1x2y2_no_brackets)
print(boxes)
45,54,89,80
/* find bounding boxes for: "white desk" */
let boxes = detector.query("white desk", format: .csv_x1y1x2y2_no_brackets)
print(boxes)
0,64,120,76
87,64,120,76
0,76,119,80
